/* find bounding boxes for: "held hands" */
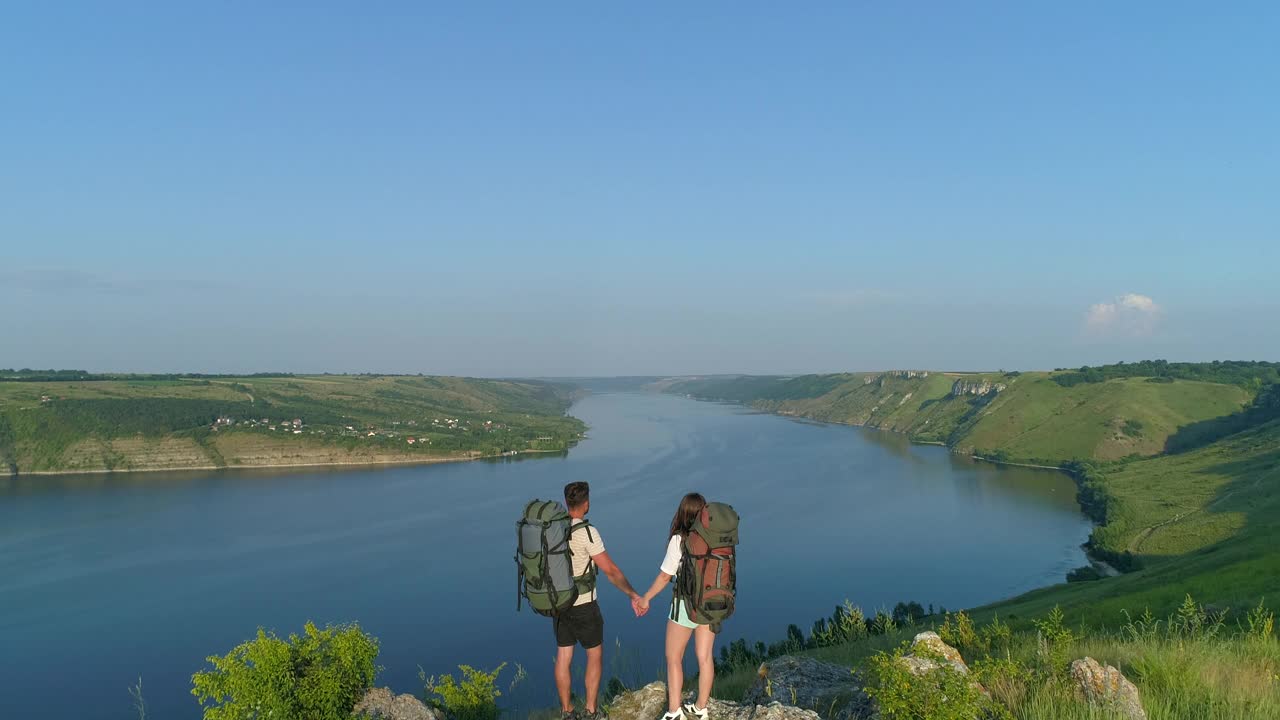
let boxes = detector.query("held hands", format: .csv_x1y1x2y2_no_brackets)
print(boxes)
631,594,650,618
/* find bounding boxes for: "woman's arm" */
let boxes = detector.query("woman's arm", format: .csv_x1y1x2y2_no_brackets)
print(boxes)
634,535,681,614
640,571,672,605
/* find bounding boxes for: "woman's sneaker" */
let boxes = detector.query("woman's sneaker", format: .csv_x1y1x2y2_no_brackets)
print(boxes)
682,703,709,720
659,710,685,720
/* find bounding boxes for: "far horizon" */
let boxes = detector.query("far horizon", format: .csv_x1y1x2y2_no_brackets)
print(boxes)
5,359,1275,380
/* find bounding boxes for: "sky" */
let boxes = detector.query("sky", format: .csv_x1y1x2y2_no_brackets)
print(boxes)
2,3,1277,376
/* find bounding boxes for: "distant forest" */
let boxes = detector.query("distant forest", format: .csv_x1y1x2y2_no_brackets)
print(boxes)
0,369,296,383
1051,360,1280,388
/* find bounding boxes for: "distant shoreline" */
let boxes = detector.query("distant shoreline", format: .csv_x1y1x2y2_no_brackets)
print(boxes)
2,448,567,479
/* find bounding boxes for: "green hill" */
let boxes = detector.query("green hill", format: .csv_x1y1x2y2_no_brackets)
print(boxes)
0,374,584,475
667,370,1252,464
977,417,1280,624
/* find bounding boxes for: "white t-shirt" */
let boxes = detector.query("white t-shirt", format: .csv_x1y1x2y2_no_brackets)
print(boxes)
659,534,683,576
568,521,605,606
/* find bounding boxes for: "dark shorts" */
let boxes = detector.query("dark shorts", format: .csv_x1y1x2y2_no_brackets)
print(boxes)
554,600,604,649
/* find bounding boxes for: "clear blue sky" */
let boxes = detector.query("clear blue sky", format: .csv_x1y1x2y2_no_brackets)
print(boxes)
3,3,1277,375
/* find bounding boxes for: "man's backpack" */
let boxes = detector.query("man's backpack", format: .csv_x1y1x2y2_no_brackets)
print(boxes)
672,501,739,633
516,499,596,616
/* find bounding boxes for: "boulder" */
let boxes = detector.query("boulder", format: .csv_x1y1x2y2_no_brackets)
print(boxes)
743,656,874,719
353,687,443,720
1070,657,1147,720
904,632,969,675
609,681,821,720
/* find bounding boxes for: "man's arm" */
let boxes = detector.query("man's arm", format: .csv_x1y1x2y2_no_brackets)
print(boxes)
591,551,639,600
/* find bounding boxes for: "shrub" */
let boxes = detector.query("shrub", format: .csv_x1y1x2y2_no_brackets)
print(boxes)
1032,606,1075,680
1246,598,1275,641
973,655,1032,711
191,621,379,720
938,611,980,655
865,644,1007,720
423,663,507,720
1066,565,1103,583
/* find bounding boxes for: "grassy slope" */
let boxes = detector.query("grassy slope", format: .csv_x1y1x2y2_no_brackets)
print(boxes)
668,373,1250,464
980,419,1280,625
0,375,584,474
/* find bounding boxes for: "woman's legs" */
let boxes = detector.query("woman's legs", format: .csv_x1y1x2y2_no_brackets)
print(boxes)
665,620,695,713
692,625,716,709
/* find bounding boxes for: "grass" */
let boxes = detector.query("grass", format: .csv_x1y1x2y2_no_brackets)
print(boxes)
711,601,1280,719
970,419,1280,627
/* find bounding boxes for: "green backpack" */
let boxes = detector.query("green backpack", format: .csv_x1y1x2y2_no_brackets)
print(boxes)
516,499,597,616
672,501,739,633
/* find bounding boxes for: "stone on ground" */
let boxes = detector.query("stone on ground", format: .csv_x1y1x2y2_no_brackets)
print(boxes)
1070,657,1147,720
609,681,822,720
742,656,874,719
353,687,443,720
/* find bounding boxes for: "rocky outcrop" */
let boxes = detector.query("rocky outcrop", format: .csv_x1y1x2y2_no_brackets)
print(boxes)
900,631,970,676
1070,657,1147,720
952,380,1006,397
743,656,874,719
353,687,442,720
609,682,821,720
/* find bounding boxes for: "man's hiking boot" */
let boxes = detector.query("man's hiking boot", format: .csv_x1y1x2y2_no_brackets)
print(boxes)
562,710,579,720
580,708,606,720
682,703,708,720
659,710,685,720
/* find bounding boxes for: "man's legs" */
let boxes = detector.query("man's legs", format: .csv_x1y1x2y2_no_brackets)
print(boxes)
555,644,575,713
584,644,603,713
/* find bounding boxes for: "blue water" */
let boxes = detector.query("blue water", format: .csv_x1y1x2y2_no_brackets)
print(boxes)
0,392,1091,718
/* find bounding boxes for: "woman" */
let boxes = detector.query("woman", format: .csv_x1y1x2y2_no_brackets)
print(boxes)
635,493,715,720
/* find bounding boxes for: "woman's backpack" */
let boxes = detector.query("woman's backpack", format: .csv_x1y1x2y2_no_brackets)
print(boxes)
672,501,739,633
515,499,594,616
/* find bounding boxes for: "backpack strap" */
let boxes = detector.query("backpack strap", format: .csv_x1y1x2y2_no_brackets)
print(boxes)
568,519,594,544
567,519,598,595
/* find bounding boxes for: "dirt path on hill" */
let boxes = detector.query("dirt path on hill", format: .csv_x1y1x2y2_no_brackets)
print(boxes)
1128,466,1278,553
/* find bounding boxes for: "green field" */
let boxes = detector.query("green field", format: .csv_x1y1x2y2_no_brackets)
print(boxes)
0,374,585,474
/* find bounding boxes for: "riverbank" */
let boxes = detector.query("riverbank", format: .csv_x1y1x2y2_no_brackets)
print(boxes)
1,447,569,479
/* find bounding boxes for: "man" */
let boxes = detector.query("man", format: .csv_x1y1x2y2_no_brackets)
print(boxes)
555,481,643,720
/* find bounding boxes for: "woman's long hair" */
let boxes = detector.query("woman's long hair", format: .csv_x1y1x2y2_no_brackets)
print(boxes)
669,492,707,539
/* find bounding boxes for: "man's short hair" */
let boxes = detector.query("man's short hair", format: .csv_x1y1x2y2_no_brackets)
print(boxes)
564,481,590,509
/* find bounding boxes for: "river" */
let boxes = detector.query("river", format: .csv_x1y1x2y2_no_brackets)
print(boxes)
0,392,1090,718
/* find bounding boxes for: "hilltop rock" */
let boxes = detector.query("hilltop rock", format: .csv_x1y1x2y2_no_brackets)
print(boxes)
609,681,821,720
1070,657,1146,720
743,656,874,719
952,380,1006,397
353,687,442,720
904,631,969,675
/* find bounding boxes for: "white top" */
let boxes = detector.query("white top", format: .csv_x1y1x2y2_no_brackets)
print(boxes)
659,534,683,575
568,521,606,606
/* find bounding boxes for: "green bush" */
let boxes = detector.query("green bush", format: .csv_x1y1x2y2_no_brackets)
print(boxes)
1032,606,1075,680
191,621,379,720
423,663,507,720
865,644,1007,720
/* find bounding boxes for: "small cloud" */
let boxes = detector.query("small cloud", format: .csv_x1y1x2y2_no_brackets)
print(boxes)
1085,293,1161,337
